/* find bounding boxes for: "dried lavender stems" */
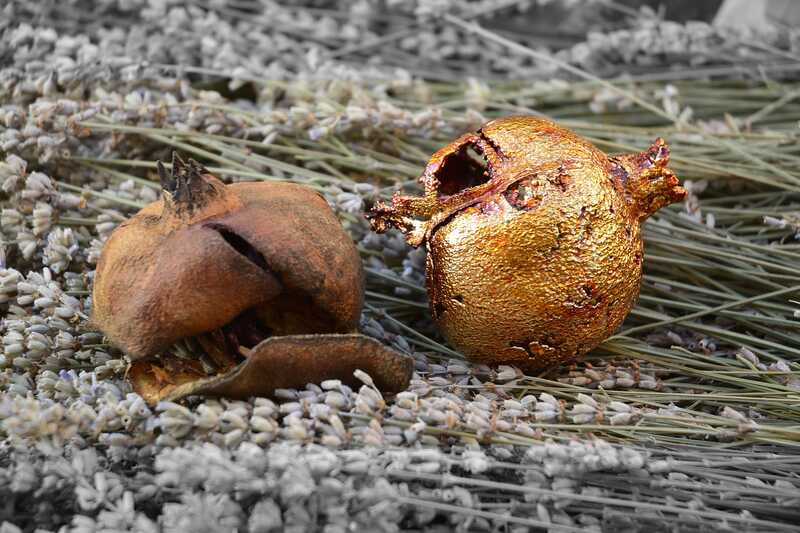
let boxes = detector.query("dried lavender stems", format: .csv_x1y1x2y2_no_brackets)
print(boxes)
3,0,800,531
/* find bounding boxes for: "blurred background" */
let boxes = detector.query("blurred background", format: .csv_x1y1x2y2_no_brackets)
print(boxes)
4,0,799,87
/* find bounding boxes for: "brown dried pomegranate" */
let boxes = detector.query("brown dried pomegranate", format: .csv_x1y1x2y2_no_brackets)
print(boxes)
92,153,412,404
367,116,686,371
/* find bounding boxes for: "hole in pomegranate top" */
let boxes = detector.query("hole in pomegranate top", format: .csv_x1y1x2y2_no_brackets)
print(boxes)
436,143,491,197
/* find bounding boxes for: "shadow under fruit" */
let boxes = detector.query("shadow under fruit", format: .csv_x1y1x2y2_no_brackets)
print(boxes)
367,116,686,371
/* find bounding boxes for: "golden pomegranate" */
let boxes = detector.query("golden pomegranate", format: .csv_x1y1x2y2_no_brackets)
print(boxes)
367,116,686,371
93,153,412,404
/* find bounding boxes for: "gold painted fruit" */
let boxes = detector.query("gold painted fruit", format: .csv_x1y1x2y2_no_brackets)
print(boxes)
367,116,686,371
92,153,412,404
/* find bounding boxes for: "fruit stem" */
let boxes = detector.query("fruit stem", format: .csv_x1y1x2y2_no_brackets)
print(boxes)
157,151,225,214
612,138,687,220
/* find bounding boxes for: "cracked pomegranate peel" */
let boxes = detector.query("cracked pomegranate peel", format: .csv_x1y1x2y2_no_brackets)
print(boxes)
367,116,686,371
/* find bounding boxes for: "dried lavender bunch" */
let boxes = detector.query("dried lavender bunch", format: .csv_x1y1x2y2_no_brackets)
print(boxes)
3,1,800,531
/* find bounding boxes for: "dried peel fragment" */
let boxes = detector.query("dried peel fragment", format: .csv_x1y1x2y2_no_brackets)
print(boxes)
130,334,414,404
93,153,412,404
367,116,686,371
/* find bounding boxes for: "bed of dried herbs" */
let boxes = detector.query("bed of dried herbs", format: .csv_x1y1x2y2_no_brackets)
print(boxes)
2,1,800,532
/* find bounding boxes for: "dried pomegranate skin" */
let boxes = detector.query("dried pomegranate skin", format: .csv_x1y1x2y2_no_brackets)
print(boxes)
214,182,365,337
368,116,685,371
138,334,414,404
92,170,364,359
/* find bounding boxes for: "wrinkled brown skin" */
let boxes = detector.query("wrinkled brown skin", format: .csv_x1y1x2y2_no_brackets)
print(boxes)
93,170,364,358
93,155,413,405
367,116,686,371
130,334,414,404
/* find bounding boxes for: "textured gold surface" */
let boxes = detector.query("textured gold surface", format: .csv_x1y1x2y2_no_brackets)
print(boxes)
368,116,685,371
